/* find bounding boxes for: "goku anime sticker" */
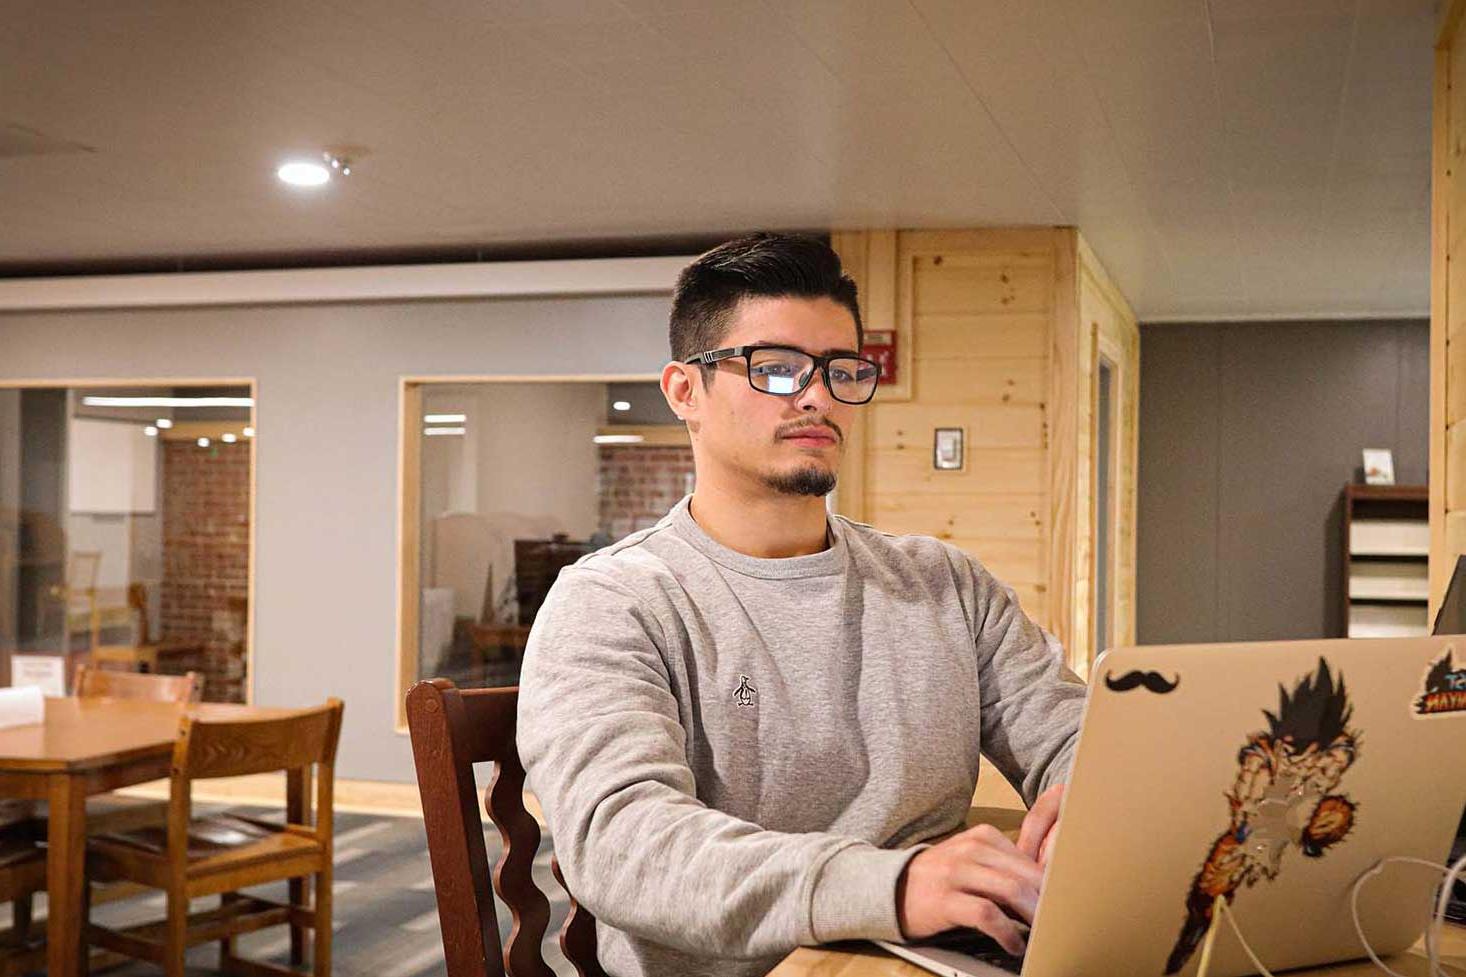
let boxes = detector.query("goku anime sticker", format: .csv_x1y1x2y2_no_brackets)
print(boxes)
1164,658,1360,974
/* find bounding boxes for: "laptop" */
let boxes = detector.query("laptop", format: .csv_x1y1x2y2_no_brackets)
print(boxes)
877,636,1466,977
1429,555,1466,922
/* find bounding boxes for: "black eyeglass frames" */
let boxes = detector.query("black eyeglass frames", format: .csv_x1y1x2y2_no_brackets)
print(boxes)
684,345,881,405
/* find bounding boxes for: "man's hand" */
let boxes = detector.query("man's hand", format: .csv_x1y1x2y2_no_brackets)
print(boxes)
894,823,1042,955
1016,783,1065,868
895,785,1066,955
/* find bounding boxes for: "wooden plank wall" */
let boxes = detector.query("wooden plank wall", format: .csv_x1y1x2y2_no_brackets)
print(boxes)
833,229,1138,679
835,229,1062,637
1432,1,1466,616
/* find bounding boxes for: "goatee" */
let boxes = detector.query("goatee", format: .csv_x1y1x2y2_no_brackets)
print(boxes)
763,465,836,497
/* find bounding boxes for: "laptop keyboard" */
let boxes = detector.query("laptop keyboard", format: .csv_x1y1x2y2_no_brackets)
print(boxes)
911,929,1027,974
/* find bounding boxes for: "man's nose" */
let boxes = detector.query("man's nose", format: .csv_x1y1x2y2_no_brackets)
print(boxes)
794,366,835,412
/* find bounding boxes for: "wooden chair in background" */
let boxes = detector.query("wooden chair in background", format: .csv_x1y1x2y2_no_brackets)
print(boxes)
0,803,46,977
89,582,157,673
85,699,344,977
50,550,101,687
405,678,607,977
56,550,102,648
73,664,200,704
66,665,202,837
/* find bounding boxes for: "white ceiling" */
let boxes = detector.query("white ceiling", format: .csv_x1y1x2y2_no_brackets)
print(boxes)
0,0,1436,320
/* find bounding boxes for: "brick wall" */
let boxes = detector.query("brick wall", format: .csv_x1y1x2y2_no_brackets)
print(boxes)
160,440,249,702
597,445,695,539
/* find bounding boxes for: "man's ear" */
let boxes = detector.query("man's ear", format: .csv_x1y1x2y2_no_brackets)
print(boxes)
661,361,699,422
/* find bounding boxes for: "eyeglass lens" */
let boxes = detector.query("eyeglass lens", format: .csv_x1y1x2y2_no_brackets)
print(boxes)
747,348,879,403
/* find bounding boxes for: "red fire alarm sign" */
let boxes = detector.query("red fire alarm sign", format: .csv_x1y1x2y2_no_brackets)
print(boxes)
864,329,897,385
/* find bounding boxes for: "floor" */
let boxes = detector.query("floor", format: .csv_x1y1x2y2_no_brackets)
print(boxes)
20,804,573,977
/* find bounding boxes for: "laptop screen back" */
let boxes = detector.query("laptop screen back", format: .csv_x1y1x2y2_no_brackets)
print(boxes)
1430,555,1466,847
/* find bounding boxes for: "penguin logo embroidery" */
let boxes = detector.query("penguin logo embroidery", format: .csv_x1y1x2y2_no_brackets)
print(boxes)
733,675,757,708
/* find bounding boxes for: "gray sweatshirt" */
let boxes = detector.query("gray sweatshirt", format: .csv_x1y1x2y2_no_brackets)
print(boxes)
517,497,1085,977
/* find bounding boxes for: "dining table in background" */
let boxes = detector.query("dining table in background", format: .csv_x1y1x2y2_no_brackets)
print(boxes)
0,695,295,977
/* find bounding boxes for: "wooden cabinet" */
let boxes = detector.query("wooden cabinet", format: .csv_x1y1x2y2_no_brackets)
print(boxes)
832,229,1139,679
1342,484,1430,637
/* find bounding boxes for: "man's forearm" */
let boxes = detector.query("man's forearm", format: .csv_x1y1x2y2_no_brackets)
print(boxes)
527,724,918,958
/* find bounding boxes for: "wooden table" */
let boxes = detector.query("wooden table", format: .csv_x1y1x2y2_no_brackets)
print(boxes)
773,915,1466,977
0,696,294,977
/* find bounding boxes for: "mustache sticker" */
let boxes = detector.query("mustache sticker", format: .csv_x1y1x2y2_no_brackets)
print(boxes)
1104,670,1181,695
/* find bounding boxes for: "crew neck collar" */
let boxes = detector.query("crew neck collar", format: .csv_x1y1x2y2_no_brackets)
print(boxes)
670,495,845,579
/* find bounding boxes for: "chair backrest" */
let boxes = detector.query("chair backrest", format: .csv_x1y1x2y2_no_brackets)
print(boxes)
67,550,101,593
406,679,606,977
168,700,343,869
177,700,343,782
74,664,200,703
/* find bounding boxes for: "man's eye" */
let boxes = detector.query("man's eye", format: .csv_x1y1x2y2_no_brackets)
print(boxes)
830,368,854,383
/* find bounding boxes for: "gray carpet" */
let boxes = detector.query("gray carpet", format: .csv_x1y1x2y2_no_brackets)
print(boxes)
19,804,572,977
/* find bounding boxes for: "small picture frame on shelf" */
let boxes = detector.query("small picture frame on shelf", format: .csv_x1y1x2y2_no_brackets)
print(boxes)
1362,448,1395,486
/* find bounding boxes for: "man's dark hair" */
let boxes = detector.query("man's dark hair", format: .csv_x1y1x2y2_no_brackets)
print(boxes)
668,232,863,364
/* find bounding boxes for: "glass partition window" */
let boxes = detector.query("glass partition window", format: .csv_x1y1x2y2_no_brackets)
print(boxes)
408,380,687,693
0,384,254,700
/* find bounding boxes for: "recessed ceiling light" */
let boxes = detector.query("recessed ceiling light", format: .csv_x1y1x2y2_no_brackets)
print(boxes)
155,418,173,429
277,161,330,187
222,433,237,443
144,426,159,437
613,401,631,412
197,437,211,448
243,426,255,438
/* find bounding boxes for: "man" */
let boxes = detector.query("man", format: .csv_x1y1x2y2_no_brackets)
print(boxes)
518,233,1085,977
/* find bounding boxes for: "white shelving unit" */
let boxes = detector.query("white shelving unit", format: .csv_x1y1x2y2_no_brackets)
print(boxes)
1343,485,1429,638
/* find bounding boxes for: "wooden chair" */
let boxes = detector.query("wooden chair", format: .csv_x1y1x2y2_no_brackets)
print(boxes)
65,665,203,837
405,679,607,977
90,583,160,673
85,699,344,977
74,664,200,703
55,550,102,649
0,803,45,977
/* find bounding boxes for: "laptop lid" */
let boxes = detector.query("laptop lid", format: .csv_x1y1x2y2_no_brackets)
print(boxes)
1431,555,1466,637
1018,636,1466,977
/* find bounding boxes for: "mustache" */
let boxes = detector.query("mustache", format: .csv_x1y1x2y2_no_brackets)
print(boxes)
1104,670,1180,694
775,419,844,442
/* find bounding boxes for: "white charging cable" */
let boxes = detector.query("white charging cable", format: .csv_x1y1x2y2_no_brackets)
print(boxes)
1349,852,1466,977
1194,850,1465,977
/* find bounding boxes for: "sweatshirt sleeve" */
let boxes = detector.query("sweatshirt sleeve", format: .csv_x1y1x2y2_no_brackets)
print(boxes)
516,566,922,960
962,557,1086,806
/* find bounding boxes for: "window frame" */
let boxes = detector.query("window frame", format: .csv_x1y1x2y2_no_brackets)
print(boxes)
0,376,258,702
393,374,673,733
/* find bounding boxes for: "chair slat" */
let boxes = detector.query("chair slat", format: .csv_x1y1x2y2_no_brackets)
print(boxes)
551,855,606,977
484,741,553,977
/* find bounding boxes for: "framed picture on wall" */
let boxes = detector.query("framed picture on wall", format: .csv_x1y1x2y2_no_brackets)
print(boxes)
1362,448,1395,486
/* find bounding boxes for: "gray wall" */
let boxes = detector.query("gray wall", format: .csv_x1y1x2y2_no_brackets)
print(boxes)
0,294,672,782
1137,319,1429,645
